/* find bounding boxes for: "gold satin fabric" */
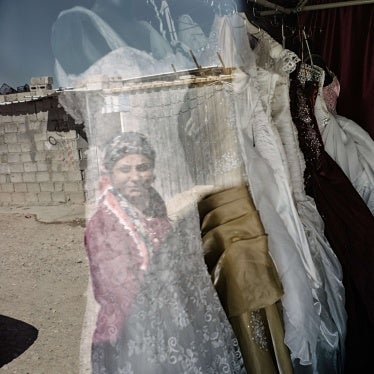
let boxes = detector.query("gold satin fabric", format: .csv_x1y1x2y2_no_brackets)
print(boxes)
198,186,293,374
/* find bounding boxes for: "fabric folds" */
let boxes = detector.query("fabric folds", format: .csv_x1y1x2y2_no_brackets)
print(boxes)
199,186,293,374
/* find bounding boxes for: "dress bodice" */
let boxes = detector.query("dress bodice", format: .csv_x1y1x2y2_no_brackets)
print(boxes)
323,76,340,115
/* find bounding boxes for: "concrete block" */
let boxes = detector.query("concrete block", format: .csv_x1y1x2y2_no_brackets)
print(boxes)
44,141,59,152
28,121,41,131
17,133,32,143
27,183,40,192
51,160,62,172
50,151,64,161
34,132,47,142
36,111,48,121
5,123,17,133
63,182,80,192
67,191,85,203
37,161,49,172
52,192,66,203
30,76,53,85
17,123,26,133
7,153,21,163
66,171,82,181
10,173,23,183
34,152,46,161
12,192,26,204
0,145,8,154
0,126,4,135
0,135,4,144
51,172,65,182
54,182,63,191
0,174,6,183
40,182,54,192
0,192,12,204
4,133,17,144
21,153,33,163
25,192,38,203
38,192,52,203
14,183,28,192
8,143,22,153
23,172,36,183
24,162,38,172
36,172,50,182
35,141,44,151
0,115,12,124
21,143,32,152
1,183,14,192
9,163,24,173
0,163,10,174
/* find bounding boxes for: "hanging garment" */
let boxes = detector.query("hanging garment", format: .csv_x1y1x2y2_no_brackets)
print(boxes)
198,185,293,374
254,31,346,373
314,73,374,215
289,62,374,373
221,16,322,368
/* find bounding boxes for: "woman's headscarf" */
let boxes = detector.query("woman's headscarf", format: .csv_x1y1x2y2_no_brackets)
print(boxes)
103,132,156,173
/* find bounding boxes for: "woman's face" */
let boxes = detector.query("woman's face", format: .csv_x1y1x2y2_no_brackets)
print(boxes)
110,154,154,199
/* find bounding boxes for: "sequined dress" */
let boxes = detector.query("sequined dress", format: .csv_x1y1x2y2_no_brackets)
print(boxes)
289,62,374,373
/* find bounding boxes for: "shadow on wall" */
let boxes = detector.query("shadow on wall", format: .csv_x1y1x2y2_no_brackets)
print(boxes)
0,314,38,367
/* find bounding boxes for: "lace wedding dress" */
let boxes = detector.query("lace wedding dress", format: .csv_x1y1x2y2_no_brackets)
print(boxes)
253,31,347,373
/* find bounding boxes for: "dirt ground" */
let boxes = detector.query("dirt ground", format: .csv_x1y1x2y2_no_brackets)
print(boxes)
0,207,89,374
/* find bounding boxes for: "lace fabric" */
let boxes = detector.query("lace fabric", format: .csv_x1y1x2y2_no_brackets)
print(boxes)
54,8,254,373
230,64,323,366
322,76,340,115
254,29,300,76
255,38,346,372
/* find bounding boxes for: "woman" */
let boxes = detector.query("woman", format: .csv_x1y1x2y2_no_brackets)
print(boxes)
85,132,245,373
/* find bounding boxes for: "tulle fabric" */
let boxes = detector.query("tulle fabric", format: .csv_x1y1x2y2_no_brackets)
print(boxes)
55,7,249,373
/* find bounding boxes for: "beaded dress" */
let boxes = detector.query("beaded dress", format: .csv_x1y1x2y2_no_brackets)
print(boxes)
289,62,374,373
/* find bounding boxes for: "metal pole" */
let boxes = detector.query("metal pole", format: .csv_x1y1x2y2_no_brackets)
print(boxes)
248,0,291,14
259,0,374,16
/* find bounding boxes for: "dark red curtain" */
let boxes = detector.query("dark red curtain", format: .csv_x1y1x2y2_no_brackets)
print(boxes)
301,1,374,138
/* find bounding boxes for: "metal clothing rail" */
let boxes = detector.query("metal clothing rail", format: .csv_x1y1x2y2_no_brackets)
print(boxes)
71,66,235,93
249,0,374,16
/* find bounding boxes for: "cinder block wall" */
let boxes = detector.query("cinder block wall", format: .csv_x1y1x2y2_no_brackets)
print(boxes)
0,108,86,206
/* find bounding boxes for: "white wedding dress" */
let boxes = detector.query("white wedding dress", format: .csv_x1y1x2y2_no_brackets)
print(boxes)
214,17,346,372
253,31,346,373
314,73,374,215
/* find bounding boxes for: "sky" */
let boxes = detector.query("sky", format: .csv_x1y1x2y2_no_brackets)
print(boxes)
0,0,228,89
0,0,94,88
